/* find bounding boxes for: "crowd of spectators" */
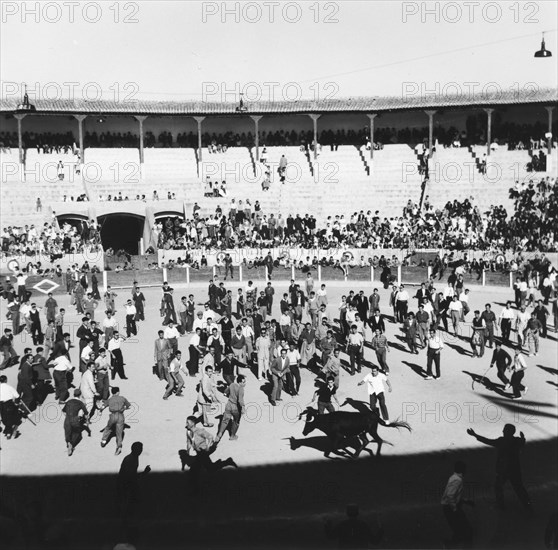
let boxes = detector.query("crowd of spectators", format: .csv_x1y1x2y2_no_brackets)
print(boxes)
1,219,102,260
494,177,557,252
1,120,554,154
0,131,75,153
1,170,555,261
151,177,556,254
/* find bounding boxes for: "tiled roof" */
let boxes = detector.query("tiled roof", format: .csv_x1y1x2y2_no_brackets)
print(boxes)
1,88,556,116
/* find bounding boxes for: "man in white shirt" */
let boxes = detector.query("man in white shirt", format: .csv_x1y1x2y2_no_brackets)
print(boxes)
124,300,137,337
16,272,28,301
0,374,22,438
346,325,364,375
107,332,127,380
425,329,444,380
458,289,470,320
448,296,463,335
52,354,72,403
515,305,530,349
286,342,301,395
187,328,203,376
358,365,392,422
193,311,205,333
499,301,515,345
164,350,185,399
201,303,219,325
255,328,271,380
240,319,255,364
80,342,94,373
395,285,409,323
102,311,118,347
163,321,181,354
80,361,98,415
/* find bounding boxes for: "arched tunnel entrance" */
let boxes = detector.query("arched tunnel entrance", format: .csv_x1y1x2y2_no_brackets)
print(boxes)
98,213,144,255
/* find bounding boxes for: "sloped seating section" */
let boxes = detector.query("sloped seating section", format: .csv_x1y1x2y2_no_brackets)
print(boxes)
425,146,552,212
1,149,87,227
143,148,199,183
2,140,542,227
199,147,254,185
84,148,141,200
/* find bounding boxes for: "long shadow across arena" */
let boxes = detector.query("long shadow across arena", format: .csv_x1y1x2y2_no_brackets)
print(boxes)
2,433,557,549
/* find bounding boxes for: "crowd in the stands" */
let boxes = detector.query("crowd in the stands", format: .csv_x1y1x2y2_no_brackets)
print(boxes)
149,176,556,253
1,177,555,264
1,219,101,259
1,118,555,153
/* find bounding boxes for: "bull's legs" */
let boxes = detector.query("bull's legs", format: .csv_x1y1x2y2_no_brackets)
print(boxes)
368,427,384,456
352,433,370,458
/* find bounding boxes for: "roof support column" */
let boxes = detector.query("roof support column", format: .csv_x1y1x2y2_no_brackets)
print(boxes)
14,114,26,175
134,115,148,164
308,114,321,160
74,115,87,165
424,110,436,157
484,108,494,158
545,106,555,174
194,116,205,162
367,113,377,168
250,115,263,161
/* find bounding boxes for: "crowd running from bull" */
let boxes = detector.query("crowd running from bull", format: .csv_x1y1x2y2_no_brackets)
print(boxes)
1,252,555,463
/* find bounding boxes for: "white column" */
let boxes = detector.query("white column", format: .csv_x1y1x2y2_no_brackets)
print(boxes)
485,108,494,158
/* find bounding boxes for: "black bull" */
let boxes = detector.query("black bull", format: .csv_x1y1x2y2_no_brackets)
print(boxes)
300,408,411,457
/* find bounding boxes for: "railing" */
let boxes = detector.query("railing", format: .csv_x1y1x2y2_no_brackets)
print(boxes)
103,264,517,290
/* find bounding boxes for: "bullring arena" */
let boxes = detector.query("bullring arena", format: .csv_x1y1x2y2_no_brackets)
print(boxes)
1,2,557,550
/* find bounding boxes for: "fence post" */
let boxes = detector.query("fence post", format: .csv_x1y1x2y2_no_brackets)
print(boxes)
212,265,216,279
427,266,432,280
186,266,190,285
102,270,107,293
291,265,295,281
163,267,168,282
318,264,322,282
482,269,486,287
397,265,402,285
265,266,269,281
509,272,513,289
239,264,243,282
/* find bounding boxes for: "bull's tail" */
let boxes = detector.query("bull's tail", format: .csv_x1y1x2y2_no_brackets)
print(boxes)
379,418,412,432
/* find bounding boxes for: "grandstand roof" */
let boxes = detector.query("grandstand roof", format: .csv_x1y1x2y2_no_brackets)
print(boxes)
1,88,556,117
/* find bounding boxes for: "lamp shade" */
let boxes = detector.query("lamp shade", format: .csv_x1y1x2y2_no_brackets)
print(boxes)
534,33,552,57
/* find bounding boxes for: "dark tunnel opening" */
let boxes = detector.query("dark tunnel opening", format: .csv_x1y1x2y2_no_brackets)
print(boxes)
98,214,144,255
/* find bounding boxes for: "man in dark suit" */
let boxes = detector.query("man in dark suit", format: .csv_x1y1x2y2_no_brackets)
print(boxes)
270,348,290,406
414,282,432,305
355,291,369,322
369,288,380,314
0,328,18,370
368,309,386,333
280,293,290,315
76,317,93,357
48,333,72,362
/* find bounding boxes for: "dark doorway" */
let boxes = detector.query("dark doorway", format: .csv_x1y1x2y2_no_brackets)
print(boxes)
98,214,144,255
